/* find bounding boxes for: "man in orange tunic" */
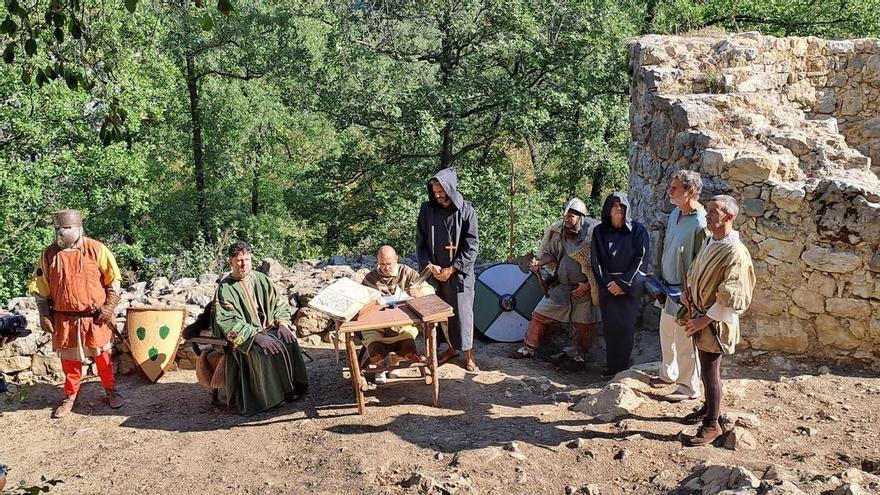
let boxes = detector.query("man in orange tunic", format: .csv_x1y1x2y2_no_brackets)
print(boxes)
28,209,125,418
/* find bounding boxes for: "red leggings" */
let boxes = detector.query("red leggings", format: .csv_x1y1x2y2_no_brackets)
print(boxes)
61,349,115,396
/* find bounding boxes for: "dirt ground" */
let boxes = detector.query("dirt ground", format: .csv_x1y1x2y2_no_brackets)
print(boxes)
2,330,879,495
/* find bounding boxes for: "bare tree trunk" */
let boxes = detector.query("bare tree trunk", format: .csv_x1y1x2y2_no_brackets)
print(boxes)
186,51,208,240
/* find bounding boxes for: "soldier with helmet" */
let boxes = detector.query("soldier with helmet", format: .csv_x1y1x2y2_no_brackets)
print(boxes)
28,209,125,418
510,198,601,365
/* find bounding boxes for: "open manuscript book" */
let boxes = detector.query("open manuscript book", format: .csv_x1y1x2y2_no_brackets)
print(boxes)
308,265,438,321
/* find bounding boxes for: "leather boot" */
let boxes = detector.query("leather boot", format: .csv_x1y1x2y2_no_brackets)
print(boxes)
52,393,77,418
682,405,707,425
682,421,723,447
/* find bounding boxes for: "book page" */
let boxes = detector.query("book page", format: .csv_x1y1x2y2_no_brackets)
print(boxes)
308,277,381,320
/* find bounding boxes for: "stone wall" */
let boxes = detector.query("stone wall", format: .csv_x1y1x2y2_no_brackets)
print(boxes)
628,32,880,363
1,257,391,383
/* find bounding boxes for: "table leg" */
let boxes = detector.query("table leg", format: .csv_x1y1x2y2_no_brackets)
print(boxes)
345,332,366,415
430,323,439,407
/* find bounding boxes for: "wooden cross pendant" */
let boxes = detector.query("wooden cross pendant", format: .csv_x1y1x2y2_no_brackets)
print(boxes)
445,241,457,258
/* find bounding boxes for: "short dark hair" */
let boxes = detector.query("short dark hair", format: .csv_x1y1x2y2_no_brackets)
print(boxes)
227,240,252,258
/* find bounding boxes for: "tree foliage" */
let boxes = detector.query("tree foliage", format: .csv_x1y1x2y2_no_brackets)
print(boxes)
1,0,878,303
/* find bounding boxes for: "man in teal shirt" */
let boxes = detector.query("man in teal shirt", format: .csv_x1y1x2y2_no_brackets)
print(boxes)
653,170,708,401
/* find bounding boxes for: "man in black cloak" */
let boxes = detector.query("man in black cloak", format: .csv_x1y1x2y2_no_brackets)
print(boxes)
416,167,480,372
591,192,650,377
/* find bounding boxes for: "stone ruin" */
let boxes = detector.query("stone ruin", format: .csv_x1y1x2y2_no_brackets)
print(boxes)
629,32,880,363
0,257,385,382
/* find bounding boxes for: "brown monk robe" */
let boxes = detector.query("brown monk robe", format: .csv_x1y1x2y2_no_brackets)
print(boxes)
28,209,125,418
360,246,431,376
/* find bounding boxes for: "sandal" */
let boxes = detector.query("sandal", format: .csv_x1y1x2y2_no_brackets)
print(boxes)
464,360,481,373
437,348,459,366
509,345,536,359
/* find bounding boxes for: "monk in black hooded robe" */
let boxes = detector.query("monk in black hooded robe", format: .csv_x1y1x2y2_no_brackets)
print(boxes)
416,166,480,372
591,192,650,377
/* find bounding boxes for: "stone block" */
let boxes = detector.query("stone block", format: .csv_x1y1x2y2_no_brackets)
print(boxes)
826,298,873,319
791,287,825,313
6,297,36,311
760,238,804,263
748,318,811,353
816,314,861,350
31,354,63,376
807,271,837,297
828,40,854,54
750,289,785,315
729,154,778,183
700,148,735,176
0,356,32,373
840,90,864,116
771,184,806,213
293,307,333,337
868,252,880,273
670,101,720,130
648,113,674,160
571,383,644,420
723,427,759,451
802,247,862,273
815,89,837,113
743,198,766,217
757,217,796,241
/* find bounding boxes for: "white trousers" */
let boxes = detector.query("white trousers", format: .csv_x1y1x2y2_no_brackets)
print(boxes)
659,311,702,396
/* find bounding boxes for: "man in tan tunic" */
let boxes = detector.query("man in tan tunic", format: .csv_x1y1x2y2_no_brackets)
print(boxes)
680,195,756,446
361,246,430,381
28,209,125,418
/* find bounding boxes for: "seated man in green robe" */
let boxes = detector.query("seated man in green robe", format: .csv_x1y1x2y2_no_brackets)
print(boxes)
213,241,308,415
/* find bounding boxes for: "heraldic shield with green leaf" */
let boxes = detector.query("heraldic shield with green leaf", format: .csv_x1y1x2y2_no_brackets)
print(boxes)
126,308,186,383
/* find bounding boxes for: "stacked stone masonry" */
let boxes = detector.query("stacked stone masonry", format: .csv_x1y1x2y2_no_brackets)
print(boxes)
629,32,880,363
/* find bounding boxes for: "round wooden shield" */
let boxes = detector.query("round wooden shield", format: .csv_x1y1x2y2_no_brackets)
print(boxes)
126,307,186,383
474,262,544,342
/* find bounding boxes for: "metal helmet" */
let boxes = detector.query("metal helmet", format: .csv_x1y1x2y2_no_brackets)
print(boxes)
563,198,588,217
52,209,83,228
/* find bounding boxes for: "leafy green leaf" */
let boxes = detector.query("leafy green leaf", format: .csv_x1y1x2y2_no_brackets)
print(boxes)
159,325,170,339
20,68,30,84
2,44,13,64
217,0,233,16
0,17,18,35
69,19,82,39
53,27,64,43
201,13,214,31
35,68,47,86
124,0,137,14
24,38,36,56
53,12,65,28
64,70,77,89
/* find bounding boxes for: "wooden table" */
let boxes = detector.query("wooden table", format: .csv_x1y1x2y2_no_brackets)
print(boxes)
337,301,452,415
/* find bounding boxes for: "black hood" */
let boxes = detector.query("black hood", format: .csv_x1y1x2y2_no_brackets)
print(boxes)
427,166,464,210
600,191,633,231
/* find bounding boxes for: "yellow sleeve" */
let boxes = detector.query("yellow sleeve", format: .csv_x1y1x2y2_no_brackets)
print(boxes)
27,255,51,298
96,243,122,287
